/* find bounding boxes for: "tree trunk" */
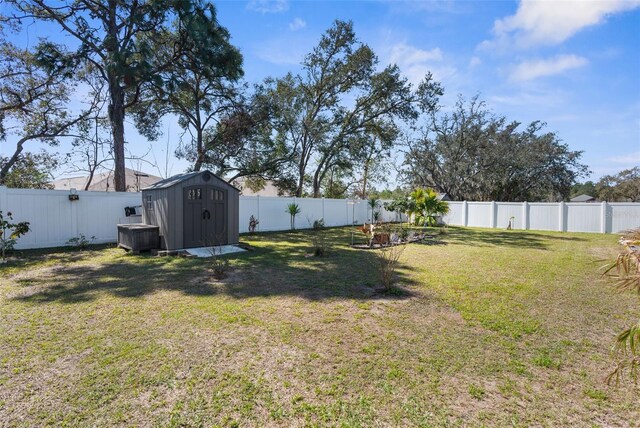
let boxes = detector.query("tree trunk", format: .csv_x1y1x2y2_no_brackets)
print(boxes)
296,164,305,197
194,127,204,171
109,80,127,191
0,138,26,184
361,158,370,199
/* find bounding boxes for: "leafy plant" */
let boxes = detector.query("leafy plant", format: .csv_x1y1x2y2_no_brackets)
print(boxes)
385,188,448,226
0,211,30,262
311,218,327,257
373,241,406,291
248,215,259,233
207,233,231,280
286,203,301,230
209,247,230,280
602,228,640,384
411,188,449,226
66,234,96,251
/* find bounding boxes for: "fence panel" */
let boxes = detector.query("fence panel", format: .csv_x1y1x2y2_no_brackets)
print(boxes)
239,196,259,233
566,203,602,233
496,203,523,230
298,198,324,228
443,202,464,226
256,196,294,231
2,185,639,250
467,202,492,228
609,203,640,233
1,187,141,249
528,203,560,231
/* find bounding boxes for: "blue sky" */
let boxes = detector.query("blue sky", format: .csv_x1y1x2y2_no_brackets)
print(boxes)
3,0,640,183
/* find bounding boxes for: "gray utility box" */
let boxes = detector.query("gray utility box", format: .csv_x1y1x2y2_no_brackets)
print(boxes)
117,224,160,253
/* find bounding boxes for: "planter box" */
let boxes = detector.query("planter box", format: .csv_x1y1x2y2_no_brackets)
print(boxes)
117,224,160,253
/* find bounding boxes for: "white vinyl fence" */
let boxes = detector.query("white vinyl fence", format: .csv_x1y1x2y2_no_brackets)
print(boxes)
0,186,399,250
442,201,640,234
0,186,142,249
1,186,638,250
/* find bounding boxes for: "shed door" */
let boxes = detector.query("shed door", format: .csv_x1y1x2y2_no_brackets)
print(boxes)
209,187,227,245
183,186,207,248
183,185,228,248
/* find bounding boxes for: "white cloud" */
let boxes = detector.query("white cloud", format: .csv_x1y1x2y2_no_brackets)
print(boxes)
246,0,289,14
289,17,306,31
255,37,308,65
469,56,481,68
386,43,453,85
389,43,443,64
510,54,588,81
608,151,640,164
483,0,640,49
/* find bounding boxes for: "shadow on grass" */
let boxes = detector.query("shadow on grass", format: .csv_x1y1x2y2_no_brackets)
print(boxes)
8,228,418,304
442,226,586,250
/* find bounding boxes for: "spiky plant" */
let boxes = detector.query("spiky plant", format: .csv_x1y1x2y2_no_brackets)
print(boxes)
602,228,640,384
286,203,301,230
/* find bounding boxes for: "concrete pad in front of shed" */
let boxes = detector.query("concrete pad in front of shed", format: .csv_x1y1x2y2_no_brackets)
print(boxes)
183,245,246,258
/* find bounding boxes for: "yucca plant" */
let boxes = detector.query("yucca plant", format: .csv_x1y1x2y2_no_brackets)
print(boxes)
286,203,301,230
602,228,640,384
368,197,380,223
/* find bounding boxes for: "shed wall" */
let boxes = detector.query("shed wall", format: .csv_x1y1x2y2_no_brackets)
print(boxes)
142,172,239,250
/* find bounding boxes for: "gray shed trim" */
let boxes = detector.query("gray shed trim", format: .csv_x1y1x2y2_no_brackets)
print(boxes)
143,171,241,192
142,170,240,250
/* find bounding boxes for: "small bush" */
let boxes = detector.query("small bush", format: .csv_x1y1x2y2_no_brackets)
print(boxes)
248,215,259,233
373,243,406,290
66,234,96,250
209,247,230,280
311,218,327,257
0,210,30,261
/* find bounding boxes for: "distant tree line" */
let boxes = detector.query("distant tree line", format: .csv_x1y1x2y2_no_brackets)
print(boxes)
1,2,592,201
571,167,640,202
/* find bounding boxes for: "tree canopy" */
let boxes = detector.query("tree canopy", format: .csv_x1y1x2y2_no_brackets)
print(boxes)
6,0,243,191
260,20,442,197
403,95,589,201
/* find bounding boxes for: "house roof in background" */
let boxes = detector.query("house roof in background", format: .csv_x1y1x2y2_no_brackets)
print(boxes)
231,177,288,197
570,194,597,202
52,168,162,192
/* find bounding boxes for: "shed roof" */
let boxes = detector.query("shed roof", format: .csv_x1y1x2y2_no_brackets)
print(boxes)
142,170,240,191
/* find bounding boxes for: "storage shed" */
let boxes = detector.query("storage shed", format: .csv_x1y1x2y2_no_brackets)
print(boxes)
142,170,240,250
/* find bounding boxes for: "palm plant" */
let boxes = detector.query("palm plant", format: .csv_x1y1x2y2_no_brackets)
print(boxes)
422,188,450,226
286,203,302,230
409,188,449,226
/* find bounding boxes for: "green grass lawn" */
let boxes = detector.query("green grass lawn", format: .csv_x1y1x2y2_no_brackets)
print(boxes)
1,227,638,427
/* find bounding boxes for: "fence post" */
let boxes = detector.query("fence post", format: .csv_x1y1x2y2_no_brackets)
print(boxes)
462,201,468,227
345,199,348,225
490,201,497,228
256,195,260,232
70,193,78,238
0,186,7,213
558,201,565,232
322,197,325,221
601,201,608,233
522,201,529,230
